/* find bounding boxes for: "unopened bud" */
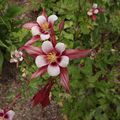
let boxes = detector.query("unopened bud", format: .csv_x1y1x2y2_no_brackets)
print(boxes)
59,20,64,31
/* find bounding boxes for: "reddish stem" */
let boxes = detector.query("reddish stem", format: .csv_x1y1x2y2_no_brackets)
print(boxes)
50,24,57,47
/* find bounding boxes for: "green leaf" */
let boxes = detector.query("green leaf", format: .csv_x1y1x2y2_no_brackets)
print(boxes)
80,24,90,34
0,40,8,48
81,58,93,76
5,5,23,18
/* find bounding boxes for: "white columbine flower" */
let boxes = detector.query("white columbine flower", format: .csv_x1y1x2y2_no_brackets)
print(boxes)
23,9,58,43
0,109,15,120
10,50,23,63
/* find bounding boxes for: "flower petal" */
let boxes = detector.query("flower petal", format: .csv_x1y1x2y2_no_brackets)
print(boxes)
93,3,98,8
32,80,54,108
40,33,50,41
23,22,38,30
19,57,23,61
91,15,97,21
37,15,46,25
47,65,60,76
64,49,92,60
94,9,99,14
19,51,23,56
10,58,18,63
31,26,41,36
42,41,54,54
50,25,57,46
0,109,4,116
35,55,48,68
41,8,47,19
6,110,15,120
55,42,66,54
25,36,40,46
59,20,64,31
87,11,93,16
21,46,43,58
58,56,69,67
0,109,4,113
60,68,70,92
31,66,47,79
48,15,58,24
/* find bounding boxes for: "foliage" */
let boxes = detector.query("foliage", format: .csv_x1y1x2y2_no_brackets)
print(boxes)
34,0,120,120
0,0,27,74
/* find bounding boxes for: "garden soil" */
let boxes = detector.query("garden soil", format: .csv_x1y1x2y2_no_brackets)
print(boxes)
0,62,64,120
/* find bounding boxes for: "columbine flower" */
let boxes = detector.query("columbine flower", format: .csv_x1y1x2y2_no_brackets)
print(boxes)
22,9,58,45
23,41,91,92
10,50,23,63
87,3,103,21
35,41,69,77
0,109,15,120
32,80,54,108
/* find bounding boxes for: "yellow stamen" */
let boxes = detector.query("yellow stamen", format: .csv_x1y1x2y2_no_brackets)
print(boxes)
47,52,57,63
40,22,49,31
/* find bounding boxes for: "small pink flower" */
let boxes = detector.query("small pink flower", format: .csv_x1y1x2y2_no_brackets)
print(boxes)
22,9,58,45
32,80,54,108
0,109,15,120
87,3,103,21
10,50,23,63
24,41,91,92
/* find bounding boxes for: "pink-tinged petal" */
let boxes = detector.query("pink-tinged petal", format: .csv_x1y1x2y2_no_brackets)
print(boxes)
60,68,70,92
42,41,54,54
31,66,47,79
47,64,60,76
10,58,18,63
48,15,58,24
41,8,48,19
93,3,98,8
59,20,64,31
50,25,57,46
19,57,23,61
22,46,43,58
98,8,105,13
64,49,92,60
94,9,99,14
0,109,4,112
55,42,66,54
40,33,50,41
23,22,38,30
91,15,97,21
25,35,40,46
35,55,48,68
37,15,46,25
31,26,41,36
19,51,23,56
58,56,69,68
6,110,15,120
87,11,93,16
0,109,4,116
0,113,3,117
